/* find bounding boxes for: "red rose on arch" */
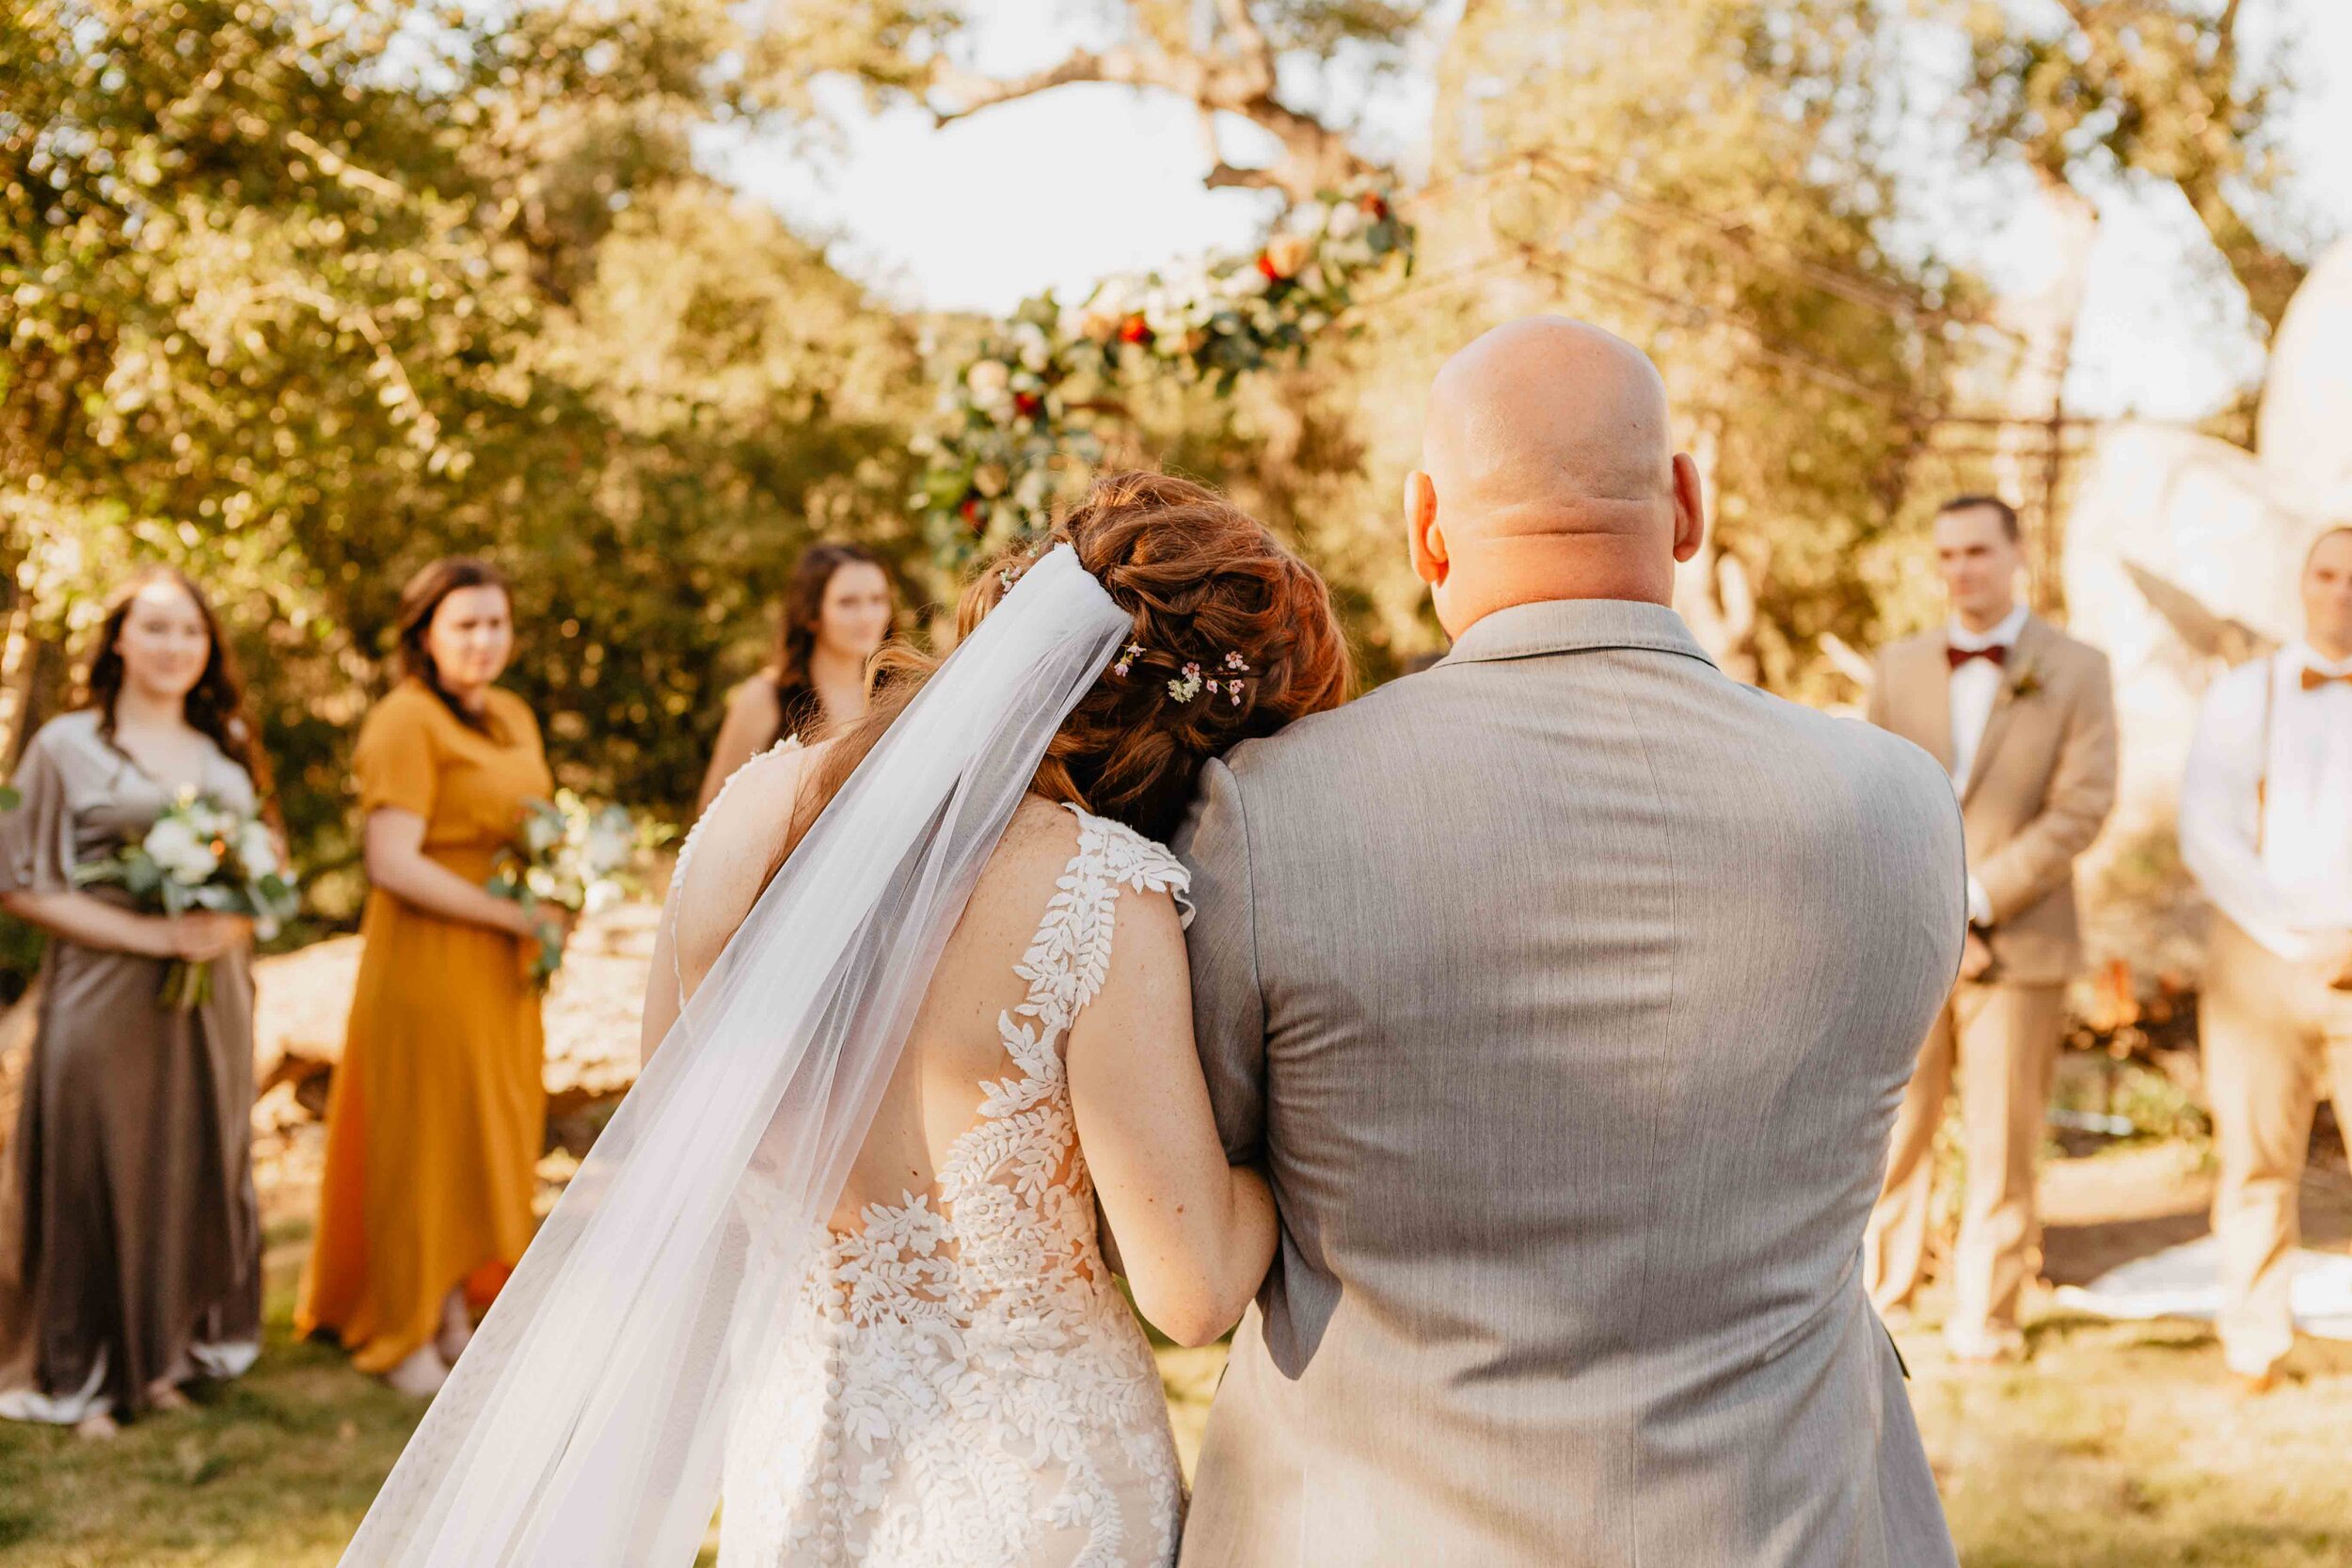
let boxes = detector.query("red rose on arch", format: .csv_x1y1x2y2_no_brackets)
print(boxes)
1119,315,1152,344
1013,391,1041,418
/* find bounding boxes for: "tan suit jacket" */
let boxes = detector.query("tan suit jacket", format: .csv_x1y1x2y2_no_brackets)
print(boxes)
1177,600,1965,1567
1867,616,2116,986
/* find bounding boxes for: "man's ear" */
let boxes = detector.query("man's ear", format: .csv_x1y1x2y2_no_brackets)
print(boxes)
1405,469,1447,587
1669,452,1706,564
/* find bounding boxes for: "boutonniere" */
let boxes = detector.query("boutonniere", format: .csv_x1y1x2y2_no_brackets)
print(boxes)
2007,657,2043,701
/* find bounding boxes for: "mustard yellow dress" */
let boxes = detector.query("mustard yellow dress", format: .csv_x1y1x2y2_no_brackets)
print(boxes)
295,679,553,1373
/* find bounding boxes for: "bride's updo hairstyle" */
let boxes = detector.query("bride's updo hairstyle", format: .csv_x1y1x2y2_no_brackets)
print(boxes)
796,471,1350,852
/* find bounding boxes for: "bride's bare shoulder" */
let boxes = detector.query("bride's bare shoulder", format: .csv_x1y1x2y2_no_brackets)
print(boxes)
950,798,1085,942
674,740,827,966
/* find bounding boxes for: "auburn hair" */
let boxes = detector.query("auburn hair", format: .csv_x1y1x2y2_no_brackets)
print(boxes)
784,471,1349,876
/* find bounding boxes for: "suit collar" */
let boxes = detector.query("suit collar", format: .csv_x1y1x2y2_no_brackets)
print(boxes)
1438,598,1719,672
2285,639,2352,679
1947,603,2029,653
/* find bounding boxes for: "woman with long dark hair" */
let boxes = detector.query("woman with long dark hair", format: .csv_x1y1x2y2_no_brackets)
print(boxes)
0,566,269,1437
692,541,893,816
295,557,561,1398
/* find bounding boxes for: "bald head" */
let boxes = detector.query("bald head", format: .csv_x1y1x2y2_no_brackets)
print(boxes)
1406,317,1703,637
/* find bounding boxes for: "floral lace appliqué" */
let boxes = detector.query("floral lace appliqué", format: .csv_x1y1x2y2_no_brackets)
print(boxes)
719,805,1189,1568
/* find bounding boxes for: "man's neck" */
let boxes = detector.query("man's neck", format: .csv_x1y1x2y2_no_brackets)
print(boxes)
2308,633,2352,667
1438,539,1675,641
1953,601,2020,638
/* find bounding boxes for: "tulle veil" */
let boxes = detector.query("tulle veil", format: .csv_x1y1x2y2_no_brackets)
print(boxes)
337,545,1130,1565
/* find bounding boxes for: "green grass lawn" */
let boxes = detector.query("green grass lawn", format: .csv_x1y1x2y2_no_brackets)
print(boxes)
5,1166,2349,1567
0,1218,410,1567
1913,1312,2352,1568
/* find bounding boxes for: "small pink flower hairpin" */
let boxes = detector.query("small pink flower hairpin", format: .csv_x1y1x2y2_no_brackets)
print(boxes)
1167,652,1251,706
1112,641,1146,677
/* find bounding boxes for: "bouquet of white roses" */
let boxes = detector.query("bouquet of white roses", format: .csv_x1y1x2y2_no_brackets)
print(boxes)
72,789,298,1009
487,789,664,986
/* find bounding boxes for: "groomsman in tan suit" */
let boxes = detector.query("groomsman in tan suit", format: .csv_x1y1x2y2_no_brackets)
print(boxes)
2179,527,2352,1392
1863,495,2117,1361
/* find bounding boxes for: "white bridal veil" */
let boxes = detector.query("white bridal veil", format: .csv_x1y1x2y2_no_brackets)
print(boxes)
339,546,1130,1566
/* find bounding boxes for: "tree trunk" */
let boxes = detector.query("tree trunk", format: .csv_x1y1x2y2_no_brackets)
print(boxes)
1994,172,2098,617
0,543,38,772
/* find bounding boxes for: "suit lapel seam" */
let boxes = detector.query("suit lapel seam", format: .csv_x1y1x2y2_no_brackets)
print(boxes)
1962,618,2043,804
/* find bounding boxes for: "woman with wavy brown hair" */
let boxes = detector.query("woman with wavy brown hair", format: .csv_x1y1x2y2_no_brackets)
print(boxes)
0,566,270,1437
296,557,562,1399
624,471,1351,1567
692,542,894,816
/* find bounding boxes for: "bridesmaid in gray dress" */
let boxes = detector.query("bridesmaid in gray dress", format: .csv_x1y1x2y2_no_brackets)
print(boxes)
0,567,271,1438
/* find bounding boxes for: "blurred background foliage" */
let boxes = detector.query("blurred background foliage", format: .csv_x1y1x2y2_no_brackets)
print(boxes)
1,0,2327,993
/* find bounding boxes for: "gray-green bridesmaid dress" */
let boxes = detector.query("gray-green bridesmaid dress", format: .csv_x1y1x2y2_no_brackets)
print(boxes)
0,709,262,1423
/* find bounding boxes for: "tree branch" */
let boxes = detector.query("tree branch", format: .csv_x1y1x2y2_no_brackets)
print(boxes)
929,48,1170,124
1212,0,1277,96
1205,162,1286,191
922,15,1384,203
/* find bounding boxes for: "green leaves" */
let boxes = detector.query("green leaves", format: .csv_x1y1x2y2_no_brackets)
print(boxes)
0,0,926,927
913,186,1416,568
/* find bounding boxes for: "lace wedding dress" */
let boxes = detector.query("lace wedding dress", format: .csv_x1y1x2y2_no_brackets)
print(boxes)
675,762,1186,1568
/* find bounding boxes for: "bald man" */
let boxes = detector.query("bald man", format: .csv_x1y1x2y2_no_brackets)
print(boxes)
1175,318,1965,1566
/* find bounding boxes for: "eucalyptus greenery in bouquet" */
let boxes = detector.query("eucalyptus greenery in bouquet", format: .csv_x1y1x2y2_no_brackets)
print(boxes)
72,789,298,1009
488,789,667,986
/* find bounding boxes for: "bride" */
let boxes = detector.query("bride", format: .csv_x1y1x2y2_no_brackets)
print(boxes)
335,472,1348,1568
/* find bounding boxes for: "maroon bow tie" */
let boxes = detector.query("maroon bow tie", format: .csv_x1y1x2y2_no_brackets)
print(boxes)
1947,642,2010,671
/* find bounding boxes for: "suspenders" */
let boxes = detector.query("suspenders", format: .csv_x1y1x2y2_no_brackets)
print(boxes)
2256,654,2276,857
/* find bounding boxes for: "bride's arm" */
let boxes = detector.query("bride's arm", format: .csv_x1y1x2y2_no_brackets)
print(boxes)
639,742,818,1067
1066,885,1277,1348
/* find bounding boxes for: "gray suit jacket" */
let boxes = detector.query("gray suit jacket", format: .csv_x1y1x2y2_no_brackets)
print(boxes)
1174,599,1965,1568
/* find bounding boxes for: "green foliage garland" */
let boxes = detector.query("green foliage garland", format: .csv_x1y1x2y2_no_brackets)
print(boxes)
914,187,1412,566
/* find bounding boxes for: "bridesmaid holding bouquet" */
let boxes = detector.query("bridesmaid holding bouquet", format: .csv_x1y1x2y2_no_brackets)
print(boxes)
295,558,563,1398
0,567,271,1437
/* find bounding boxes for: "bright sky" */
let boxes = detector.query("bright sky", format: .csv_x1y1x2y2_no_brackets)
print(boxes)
707,1,2352,424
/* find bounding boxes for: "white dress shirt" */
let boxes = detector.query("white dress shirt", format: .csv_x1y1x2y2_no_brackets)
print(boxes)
2180,641,2352,962
1947,604,2028,792
1948,604,2027,927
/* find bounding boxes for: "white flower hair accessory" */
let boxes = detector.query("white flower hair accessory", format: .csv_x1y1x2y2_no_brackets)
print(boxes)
1160,651,1252,707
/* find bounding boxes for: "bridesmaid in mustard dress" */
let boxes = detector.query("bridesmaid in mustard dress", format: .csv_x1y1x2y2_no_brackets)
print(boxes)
295,559,564,1398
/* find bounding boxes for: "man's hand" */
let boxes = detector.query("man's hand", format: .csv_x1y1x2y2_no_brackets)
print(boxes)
1959,930,1994,983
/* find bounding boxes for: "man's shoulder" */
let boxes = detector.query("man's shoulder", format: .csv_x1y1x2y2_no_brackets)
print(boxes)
1216,669,1446,789
2200,653,2275,714
1749,679,1949,788
1707,682,1959,850
2028,618,2112,678
1871,625,1945,671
